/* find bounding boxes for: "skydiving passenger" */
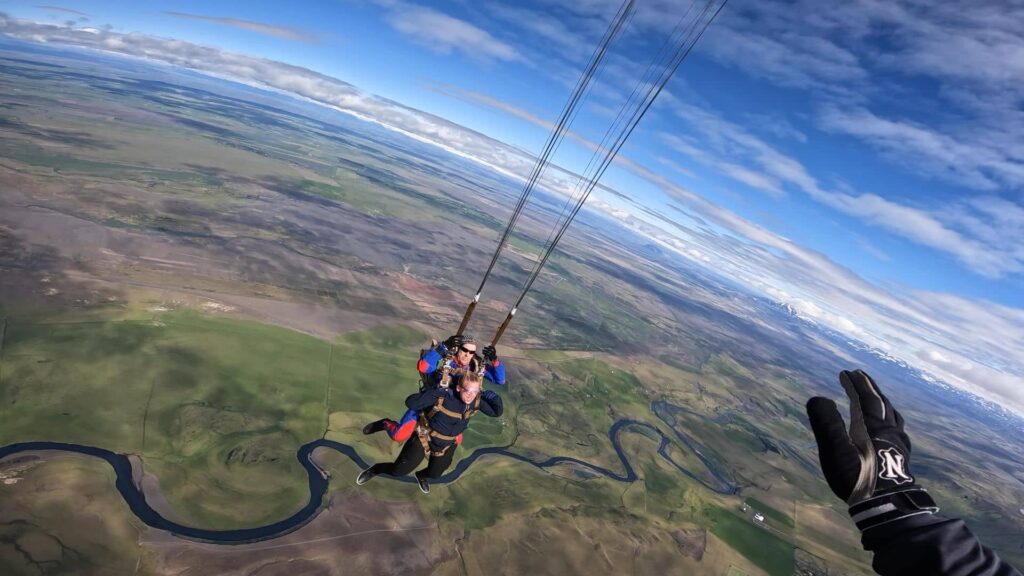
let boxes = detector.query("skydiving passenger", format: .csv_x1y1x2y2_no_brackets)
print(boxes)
356,371,503,493
362,334,506,443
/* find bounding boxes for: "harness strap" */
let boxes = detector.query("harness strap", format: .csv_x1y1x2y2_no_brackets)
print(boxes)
465,395,481,419
416,425,447,457
416,395,482,457
428,429,459,441
427,395,480,420
416,417,454,457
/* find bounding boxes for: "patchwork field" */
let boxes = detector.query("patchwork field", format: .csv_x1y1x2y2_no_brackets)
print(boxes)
2,44,1021,576
1,310,876,574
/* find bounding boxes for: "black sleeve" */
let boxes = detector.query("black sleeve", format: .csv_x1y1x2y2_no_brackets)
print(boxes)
480,390,503,417
406,388,444,411
865,515,1022,576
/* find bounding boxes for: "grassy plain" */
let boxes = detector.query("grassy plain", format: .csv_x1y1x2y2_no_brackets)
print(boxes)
1,306,870,571
744,496,795,529
1,310,334,528
2,45,1019,576
704,505,794,576
0,456,143,575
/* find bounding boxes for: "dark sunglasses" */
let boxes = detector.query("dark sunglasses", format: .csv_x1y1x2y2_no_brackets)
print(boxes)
459,346,477,354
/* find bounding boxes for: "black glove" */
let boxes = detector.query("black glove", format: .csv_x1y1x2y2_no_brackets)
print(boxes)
482,345,497,363
442,334,463,353
806,370,938,533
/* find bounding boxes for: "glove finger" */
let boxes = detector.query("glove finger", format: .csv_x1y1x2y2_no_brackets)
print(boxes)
806,397,861,501
840,370,897,436
893,408,912,454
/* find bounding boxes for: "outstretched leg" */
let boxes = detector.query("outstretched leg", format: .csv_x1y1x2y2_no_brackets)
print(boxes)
358,436,425,486
385,409,419,442
363,409,418,443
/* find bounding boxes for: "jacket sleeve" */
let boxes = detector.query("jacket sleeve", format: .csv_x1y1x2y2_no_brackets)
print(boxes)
484,360,506,386
417,347,444,376
864,515,1022,576
405,388,445,411
480,390,503,417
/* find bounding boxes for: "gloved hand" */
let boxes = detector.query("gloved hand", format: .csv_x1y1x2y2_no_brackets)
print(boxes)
482,389,499,402
443,334,464,352
482,345,497,363
806,370,938,533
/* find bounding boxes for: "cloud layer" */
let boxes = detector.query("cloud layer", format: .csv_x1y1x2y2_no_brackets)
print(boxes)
1,12,1021,415
702,0,1024,195
164,12,319,44
381,3,521,63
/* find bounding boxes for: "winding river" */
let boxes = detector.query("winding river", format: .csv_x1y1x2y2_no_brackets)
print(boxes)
0,404,736,544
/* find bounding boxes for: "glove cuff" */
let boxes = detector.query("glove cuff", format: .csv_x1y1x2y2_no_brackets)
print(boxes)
848,488,938,532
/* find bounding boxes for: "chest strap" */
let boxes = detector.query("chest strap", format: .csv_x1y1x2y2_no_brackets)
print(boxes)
416,395,482,457
428,394,481,420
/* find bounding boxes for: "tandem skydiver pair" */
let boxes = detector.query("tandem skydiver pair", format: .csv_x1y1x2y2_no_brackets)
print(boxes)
356,334,505,494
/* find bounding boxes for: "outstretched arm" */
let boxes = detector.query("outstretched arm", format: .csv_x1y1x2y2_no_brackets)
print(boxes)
417,347,443,377
479,390,503,417
482,345,506,386
406,388,445,411
807,370,1021,576
418,335,463,376
865,515,1019,576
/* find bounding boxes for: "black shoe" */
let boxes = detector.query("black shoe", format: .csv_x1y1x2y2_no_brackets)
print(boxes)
356,468,376,485
416,475,430,494
362,419,386,435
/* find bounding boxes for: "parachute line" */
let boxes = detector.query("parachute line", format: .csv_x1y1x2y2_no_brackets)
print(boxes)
494,0,728,343
468,0,635,300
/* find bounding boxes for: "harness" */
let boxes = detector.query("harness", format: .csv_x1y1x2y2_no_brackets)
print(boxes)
421,353,486,391
416,394,481,457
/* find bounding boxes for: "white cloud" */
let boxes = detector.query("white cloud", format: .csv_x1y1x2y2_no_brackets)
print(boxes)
744,112,808,143
818,105,1024,191
483,3,595,63
697,0,1024,195
36,5,88,18
854,236,892,262
615,189,1024,413
659,95,1024,279
163,12,319,44
810,191,1017,279
702,17,867,94
384,4,522,63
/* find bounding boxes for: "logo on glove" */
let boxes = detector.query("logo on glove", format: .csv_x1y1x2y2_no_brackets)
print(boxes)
877,447,913,485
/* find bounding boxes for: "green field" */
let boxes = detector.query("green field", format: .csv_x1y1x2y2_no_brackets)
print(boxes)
0,457,143,575
0,307,867,573
745,496,795,529
705,505,795,576
0,312,527,529
2,46,1018,576
1,312,333,527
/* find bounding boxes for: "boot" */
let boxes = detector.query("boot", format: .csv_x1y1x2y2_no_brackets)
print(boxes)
362,419,387,435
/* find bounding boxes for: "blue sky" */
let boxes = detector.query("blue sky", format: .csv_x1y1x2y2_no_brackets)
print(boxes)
1,0,1023,412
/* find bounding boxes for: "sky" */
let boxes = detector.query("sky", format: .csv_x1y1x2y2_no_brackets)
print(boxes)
1,0,1022,414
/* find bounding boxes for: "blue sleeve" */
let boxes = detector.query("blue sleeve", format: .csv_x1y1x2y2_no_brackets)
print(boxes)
485,360,506,386
480,390,503,417
418,347,444,376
